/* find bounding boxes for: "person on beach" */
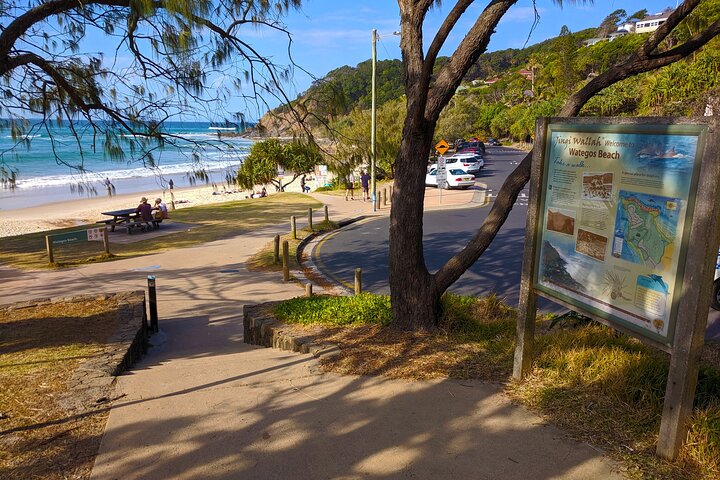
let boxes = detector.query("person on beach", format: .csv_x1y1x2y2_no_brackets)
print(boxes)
135,197,154,230
344,173,355,201
104,177,115,197
153,198,168,220
360,171,370,201
168,178,174,190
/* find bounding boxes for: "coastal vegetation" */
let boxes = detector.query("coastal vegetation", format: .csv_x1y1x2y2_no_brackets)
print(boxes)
237,139,322,191
0,193,320,269
270,292,720,479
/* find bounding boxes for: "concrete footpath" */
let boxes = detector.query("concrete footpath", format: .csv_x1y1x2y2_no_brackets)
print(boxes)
0,189,624,479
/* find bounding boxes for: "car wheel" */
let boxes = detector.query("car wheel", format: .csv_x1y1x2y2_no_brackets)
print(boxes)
712,279,720,310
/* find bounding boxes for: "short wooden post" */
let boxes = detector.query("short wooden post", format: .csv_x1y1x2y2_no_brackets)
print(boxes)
102,227,110,254
354,268,362,295
308,207,313,231
273,235,280,264
383,188,388,206
377,190,382,208
282,240,290,282
324,205,329,223
290,216,297,240
389,186,393,203
305,283,313,297
45,235,54,264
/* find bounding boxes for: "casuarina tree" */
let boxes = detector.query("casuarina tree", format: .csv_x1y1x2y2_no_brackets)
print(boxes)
389,0,720,330
0,0,302,188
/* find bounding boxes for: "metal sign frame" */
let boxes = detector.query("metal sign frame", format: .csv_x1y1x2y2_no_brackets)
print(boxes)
513,116,720,460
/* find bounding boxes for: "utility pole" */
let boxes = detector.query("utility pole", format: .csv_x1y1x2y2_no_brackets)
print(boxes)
371,28,378,212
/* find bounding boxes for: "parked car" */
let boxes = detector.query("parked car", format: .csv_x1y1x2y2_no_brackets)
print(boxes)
457,140,486,155
446,154,484,173
487,138,502,146
426,167,476,189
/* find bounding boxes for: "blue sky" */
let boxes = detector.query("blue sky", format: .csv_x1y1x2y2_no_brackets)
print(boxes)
76,1,675,120
248,0,674,114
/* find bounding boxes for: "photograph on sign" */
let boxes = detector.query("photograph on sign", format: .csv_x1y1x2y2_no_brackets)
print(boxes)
533,123,704,345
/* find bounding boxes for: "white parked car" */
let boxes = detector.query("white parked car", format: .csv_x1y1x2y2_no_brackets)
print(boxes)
425,167,476,189
445,154,484,173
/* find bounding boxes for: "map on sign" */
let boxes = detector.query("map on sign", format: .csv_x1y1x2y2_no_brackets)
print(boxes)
435,139,450,155
533,124,703,345
612,191,679,270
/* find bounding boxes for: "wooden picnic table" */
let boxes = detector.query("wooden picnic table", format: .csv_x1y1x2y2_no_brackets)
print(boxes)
100,208,159,234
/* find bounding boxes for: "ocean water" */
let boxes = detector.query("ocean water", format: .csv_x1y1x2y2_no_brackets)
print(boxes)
0,120,254,210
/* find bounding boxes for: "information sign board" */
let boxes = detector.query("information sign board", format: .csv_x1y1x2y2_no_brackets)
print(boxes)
436,156,447,189
533,122,706,346
50,230,88,246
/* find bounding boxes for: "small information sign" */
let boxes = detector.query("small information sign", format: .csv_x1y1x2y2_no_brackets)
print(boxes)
436,156,447,189
87,227,105,241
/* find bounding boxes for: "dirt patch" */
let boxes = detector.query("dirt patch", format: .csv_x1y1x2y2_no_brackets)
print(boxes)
0,294,144,480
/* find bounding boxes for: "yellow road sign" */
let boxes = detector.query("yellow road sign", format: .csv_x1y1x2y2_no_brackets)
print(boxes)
435,139,450,155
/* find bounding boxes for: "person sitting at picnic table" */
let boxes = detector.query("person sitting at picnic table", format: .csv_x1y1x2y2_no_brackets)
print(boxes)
153,198,168,220
135,197,154,230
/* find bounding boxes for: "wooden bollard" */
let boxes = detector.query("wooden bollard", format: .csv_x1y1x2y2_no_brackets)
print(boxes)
389,186,393,203
354,268,362,295
324,205,329,223
377,189,382,208
273,234,280,264
282,240,290,282
383,188,388,206
308,207,313,231
290,216,297,240
306,283,313,297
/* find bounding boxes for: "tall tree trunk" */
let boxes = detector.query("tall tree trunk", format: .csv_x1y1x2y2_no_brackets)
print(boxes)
387,0,718,332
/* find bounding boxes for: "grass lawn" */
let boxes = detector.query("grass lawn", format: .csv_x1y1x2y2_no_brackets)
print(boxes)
0,193,322,270
0,298,120,479
271,293,720,480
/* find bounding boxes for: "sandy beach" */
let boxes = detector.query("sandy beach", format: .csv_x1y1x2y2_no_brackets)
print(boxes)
0,183,272,238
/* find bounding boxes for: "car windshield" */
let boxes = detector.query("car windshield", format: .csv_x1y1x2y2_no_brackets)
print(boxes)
449,169,467,175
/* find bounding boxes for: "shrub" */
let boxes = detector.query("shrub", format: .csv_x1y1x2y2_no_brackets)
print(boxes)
273,293,392,326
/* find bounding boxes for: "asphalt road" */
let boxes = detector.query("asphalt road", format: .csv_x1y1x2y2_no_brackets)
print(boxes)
312,146,549,310
311,146,720,339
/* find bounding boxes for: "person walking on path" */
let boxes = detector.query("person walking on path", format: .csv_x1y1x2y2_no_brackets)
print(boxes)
344,172,355,201
360,171,370,202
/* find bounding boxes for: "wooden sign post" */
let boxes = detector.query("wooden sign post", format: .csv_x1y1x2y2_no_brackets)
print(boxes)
45,227,111,264
514,117,720,460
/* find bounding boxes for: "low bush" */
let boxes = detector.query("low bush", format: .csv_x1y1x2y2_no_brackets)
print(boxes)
274,293,392,326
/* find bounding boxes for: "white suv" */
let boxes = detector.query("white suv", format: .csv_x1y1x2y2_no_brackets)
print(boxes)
445,154,484,174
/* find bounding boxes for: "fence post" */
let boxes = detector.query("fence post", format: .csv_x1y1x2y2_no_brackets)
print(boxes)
273,235,280,264
306,283,313,297
102,227,110,254
308,207,313,231
290,216,297,240
354,268,362,295
324,205,329,223
45,235,54,264
147,275,158,333
282,240,290,282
